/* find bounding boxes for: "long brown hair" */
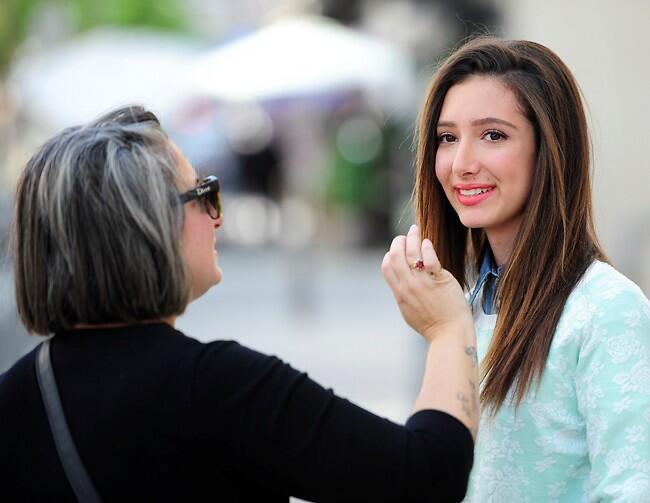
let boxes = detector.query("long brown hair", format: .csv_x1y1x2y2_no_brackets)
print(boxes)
415,37,606,412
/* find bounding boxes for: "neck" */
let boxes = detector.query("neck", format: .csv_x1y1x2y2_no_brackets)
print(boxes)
484,221,521,266
486,237,511,267
73,317,176,330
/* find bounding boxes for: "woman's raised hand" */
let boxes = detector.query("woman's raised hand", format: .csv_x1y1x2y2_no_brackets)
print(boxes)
381,225,473,342
383,225,479,438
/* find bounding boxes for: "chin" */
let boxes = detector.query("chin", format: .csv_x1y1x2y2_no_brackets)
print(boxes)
458,216,489,229
456,208,499,230
213,267,223,285
189,269,223,301
203,269,223,291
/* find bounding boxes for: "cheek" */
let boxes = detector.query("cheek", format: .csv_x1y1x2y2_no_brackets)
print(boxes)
181,215,205,260
491,149,531,183
434,150,451,183
434,150,457,204
486,148,514,169
494,151,535,212
181,232,196,269
521,150,536,192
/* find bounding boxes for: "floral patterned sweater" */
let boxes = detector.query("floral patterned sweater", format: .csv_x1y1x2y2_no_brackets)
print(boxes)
464,261,650,502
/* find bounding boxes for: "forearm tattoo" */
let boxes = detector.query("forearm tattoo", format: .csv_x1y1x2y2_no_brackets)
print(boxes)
464,346,478,368
456,381,478,417
454,347,480,437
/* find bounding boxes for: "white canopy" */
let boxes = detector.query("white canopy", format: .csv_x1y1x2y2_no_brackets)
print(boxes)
189,16,415,108
10,19,416,130
9,28,198,129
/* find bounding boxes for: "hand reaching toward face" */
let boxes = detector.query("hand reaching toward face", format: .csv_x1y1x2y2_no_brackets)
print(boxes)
381,225,473,342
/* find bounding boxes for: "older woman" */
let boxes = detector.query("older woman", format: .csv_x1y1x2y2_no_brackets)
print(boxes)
0,106,477,502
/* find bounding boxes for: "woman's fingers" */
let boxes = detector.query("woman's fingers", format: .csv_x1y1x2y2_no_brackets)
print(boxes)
388,234,410,277
405,225,423,270
421,239,443,279
381,251,400,292
384,231,473,341
384,230,474,346
382,235,406,297
384,228,439,297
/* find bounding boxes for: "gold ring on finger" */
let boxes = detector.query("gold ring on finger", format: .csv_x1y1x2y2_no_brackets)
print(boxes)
410,259,425,271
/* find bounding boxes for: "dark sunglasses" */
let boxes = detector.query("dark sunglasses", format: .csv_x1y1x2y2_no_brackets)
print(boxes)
177,176,222,219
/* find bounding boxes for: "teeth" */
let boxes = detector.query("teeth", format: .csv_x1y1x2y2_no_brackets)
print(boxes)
459,188,492,196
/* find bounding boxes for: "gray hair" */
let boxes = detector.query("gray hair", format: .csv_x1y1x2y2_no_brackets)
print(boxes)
12,106,191,334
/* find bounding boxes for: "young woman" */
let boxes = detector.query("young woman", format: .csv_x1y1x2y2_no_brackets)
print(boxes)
413,37,650,501
1,106,477,501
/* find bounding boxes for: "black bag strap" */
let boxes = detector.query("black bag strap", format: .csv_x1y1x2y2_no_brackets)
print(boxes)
36,340,102,503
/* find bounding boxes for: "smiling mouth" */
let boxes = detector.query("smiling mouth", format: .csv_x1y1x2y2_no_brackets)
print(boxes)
455,186,495,206
458,187,494,196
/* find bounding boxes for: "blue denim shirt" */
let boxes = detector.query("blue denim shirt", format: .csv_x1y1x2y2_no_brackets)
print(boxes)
468,251,503,315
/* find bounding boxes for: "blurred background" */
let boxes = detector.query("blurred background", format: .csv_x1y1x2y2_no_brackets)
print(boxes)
1,0,649,427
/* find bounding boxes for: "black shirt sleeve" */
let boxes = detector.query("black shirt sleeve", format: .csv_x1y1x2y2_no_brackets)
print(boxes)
191,340,473,503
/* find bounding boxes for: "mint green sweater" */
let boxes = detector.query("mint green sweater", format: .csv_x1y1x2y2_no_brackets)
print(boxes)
465,261,650,502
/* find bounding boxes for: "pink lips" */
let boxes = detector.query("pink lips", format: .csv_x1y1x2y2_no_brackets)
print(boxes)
454,184,495,206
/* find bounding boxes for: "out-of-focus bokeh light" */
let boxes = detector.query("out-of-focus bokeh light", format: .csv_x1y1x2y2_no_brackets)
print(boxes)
336,116,383,165
222,103,275,156
222,195,282,245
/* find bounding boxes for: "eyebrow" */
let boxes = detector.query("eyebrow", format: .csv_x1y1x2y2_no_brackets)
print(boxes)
437,117,518,130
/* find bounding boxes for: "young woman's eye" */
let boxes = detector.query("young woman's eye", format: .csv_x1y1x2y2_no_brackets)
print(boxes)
483,130,507,142
437,133,456,144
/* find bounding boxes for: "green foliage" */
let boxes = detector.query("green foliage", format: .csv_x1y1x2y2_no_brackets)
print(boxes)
68,0,188,33
0,0,45,75
0,0,189,76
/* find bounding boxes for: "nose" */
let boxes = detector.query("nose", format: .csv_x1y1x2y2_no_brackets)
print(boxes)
451,140,480,177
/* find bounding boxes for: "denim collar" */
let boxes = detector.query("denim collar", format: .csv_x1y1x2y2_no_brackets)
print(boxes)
468,250,503,315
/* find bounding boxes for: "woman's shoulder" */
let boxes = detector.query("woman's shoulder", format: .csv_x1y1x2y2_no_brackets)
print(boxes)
570,260,648,309
555,261,649,345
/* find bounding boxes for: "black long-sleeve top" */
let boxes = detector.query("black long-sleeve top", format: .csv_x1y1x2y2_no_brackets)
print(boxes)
0,323,473,502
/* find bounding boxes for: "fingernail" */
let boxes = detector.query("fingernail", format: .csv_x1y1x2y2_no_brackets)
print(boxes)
410,224,417,232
